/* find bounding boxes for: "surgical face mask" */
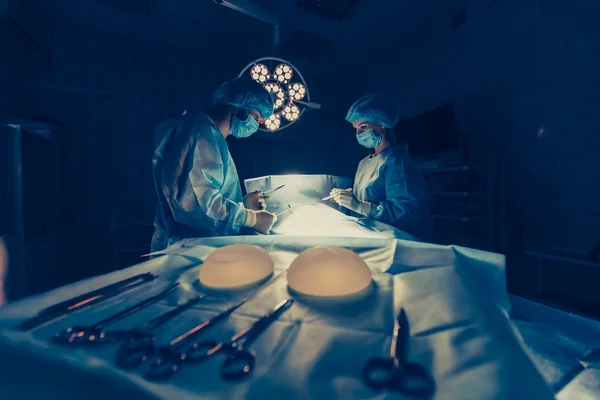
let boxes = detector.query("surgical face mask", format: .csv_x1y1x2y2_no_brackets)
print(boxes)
230,115,259,138
356,129,383,149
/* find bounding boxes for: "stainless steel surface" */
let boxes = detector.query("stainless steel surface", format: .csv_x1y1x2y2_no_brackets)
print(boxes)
244,174,353,206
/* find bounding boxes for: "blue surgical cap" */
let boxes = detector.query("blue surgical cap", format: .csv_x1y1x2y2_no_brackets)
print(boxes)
345,93,400,128
212,77,274,119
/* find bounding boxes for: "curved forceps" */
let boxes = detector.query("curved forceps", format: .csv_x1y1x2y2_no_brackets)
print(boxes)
116,270,287,369
53,283,179,345
116,297,246,369
146,298,294,381
112,295,204,367
363,309,435,397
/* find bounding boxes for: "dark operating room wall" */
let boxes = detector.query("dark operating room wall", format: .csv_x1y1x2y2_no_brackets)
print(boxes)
362,0,600,298
0,24,32,115
20,21,241,277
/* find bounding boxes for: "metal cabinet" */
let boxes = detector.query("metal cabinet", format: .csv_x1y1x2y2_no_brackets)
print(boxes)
0,118,72,300
420,153,505,253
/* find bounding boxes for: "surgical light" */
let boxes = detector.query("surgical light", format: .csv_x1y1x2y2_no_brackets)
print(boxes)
239,57,321,132
264,114,281,131
283,104,300,122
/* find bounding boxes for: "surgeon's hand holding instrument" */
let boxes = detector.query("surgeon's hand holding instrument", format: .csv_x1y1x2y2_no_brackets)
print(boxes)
331,189,370,215
53,283,179,346
146,298,294,380
252,210,278,234
19,273,158,331
322,188,352,201
363,309,435,397
245,185,285,211
244,190,267,211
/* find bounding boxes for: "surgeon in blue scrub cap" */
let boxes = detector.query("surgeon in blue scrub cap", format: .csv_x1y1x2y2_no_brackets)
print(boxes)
150,77,277,252
329,93,432,240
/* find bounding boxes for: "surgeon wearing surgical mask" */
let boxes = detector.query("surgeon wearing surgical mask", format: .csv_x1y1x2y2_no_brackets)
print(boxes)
329,93,431,240
150,77,278,253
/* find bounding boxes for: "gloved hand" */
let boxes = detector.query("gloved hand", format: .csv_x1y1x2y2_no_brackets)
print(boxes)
331,189,371,216
252,210,278,234
243,190,268,211
329,188,351,198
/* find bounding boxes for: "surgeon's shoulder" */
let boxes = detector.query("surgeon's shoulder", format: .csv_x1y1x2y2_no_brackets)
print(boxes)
155,117,177,131
382,145,407,166
153,117,179,144
188,113,221,142
155,113,199,131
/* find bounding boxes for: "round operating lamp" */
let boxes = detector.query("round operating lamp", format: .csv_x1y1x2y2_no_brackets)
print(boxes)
238,57,321,132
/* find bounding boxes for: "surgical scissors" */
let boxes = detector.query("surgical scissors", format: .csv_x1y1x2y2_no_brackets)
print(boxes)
119,272,288,370
80,295,205,352
115,297,246,369
53,283,179,345
20,273,157,331
262,184,285,197
146,298,294,380
363,309,435,397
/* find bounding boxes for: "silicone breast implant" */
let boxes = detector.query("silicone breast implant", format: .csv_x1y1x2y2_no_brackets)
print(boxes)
199,244,274,289
287,246,372,297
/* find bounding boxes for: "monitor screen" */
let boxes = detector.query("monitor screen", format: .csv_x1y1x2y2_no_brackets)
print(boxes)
394,104,460,158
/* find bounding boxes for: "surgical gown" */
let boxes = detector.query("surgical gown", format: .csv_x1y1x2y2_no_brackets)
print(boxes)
352,145,431,240
151,113,248,252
